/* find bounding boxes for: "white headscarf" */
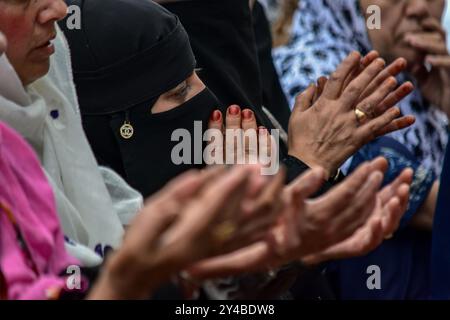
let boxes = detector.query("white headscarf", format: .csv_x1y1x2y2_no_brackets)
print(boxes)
0,26,143,266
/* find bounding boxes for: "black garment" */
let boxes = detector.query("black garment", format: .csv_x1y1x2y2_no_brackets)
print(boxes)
60,0,224,197
162,0,291,131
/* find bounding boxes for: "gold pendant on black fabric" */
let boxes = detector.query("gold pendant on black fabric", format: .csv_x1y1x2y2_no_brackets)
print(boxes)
120,121,134,139
120,111,134,139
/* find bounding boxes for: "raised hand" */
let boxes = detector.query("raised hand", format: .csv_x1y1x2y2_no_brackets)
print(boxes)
206,105,275,169
288,51,415,179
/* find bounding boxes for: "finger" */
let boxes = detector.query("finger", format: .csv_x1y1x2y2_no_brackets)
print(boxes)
226,105,242,129
351,217,384,257
357,76,398,119
361,50,380,67
271,201,302,258
125,204,181,252
313,76,328,103
334,171,384,238
225,105,243,164
422,17,446,36
186,242,272,279
425,55,450,68
241,167,286,221
209,110,223,131
294,84,316,112
301,218,383,265
242,109,259,164
375,115,416,137
375,82,414,116
396,183,411,217
342,51,380,93
322,51,361,99
357,107,402,144
380,197,403,237
368,156,389,174
312,162,372,212
244,165,269,200
405,33,448,55
360,58,408,102
241,109,257,131
258,127,273,166
206,110,224,165
378,168,413,205
317,76,328,95
160,166,252,251
288,167,326,200
341,58,386,107
151,169,218,204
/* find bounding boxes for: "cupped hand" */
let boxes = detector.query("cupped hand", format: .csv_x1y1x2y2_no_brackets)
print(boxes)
89,165,283,299
186,158,407,279
301,167,412,265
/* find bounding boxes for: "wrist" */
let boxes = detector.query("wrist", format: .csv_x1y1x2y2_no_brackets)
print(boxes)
88,252,155,300
287,151,335,180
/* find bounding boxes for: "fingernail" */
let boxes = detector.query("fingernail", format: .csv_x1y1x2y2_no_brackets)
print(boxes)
387,77,397,87
210,110,221,122
258,126,267,134
242,109,253,120
228,105,240,116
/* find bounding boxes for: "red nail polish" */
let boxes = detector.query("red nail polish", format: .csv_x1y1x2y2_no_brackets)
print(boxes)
228,106,240,116
242,109,253,120
210,110,221,122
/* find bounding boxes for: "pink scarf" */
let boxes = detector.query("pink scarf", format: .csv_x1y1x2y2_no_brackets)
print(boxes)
0,122,79,300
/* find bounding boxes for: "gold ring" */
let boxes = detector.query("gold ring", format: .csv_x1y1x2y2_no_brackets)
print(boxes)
354,108,368,124
384,234,393,240
212,221,236,243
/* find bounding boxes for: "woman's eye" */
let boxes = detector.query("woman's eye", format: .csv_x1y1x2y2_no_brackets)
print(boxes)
173,83,190,100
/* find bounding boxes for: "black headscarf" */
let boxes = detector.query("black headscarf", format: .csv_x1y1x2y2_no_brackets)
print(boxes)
60,0,223,197
161,0,291,131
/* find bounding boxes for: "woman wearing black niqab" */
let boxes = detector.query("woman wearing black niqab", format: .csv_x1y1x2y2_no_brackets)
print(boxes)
60,0,224,198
